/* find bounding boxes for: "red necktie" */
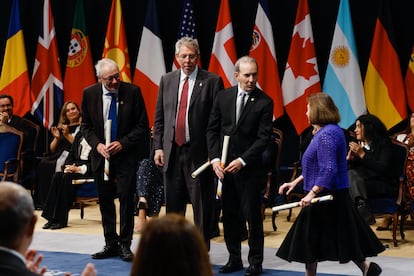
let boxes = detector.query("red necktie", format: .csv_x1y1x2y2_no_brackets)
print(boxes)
175,76,189,146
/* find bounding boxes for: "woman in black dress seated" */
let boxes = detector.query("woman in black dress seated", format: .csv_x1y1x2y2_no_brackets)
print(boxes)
41,131,92,229
35,101,82,208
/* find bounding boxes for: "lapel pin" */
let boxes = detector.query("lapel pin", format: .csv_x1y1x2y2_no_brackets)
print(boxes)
199,82,203,87
120,101,124,105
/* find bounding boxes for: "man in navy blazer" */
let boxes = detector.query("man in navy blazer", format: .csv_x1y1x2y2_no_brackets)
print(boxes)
207,56,273,276
81,58,150,262
153,37,223,248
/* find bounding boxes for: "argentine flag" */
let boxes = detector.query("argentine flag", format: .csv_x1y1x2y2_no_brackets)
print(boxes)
323,0,366,129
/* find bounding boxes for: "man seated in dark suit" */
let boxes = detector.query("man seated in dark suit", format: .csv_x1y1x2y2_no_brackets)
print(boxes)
41,131,92,230
207,56,273,276
0,181,96,275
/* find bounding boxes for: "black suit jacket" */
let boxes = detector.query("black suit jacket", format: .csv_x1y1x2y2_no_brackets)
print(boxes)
153,68,224,172
207,86,273,170
0,250,38,276
81,82,150,173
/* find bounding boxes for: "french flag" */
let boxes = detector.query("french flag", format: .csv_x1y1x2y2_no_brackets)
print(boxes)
133,0,166,127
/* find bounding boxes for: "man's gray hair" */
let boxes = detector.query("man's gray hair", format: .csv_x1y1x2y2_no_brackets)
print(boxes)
95,58,119,77
175,36,200,55
235,56,257,73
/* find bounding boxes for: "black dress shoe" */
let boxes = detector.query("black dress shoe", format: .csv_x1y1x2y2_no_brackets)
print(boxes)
219,261,243,273
91,245,119,259
50,223,67,230
42,221,53,229
119,244,134,262
365,262,382,276
245,264,263,276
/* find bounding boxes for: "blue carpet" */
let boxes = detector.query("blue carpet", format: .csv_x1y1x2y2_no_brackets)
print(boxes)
40,251,348,276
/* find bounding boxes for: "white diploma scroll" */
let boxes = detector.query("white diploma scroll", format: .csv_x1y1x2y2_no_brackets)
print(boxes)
104,120,111,181
216,135,230,198
271,195,333,212
191,160,211,178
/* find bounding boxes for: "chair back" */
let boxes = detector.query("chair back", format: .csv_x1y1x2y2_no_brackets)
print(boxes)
0,124,23,181
390,138,409,204
273,128,283,183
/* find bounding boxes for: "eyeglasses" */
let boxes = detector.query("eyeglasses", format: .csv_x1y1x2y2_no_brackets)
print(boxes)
102,73,120,82
177,54,197,61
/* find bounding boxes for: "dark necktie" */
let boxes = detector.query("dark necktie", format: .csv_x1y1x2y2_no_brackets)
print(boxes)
175,76,189,146
237,92,247,123
108,92,117,142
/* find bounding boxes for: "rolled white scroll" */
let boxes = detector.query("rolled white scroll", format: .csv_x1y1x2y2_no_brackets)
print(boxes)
104,120,111,181
216,135,230,198
271,195,333,212
191,160,211,178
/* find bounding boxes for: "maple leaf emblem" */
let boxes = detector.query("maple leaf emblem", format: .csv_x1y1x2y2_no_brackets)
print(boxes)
288,32,318,80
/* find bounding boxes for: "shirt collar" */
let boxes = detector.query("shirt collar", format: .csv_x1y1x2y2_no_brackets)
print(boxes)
180,67,198,81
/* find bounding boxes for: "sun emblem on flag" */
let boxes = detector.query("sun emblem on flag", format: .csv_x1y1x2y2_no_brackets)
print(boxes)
331,46,349,68
250,30,261,51
67,28,88,68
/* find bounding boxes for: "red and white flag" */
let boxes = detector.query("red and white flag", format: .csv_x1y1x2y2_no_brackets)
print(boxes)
250,0,284,119
133,0,166,127
31,0,63,129
208,0,237,88
282,0,321,134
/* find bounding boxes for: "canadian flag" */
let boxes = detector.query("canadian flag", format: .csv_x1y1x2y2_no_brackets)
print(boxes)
282,0,321,134
208,0,237,88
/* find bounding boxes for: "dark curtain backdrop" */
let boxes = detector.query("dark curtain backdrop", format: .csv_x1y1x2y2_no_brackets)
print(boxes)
1,0,413,165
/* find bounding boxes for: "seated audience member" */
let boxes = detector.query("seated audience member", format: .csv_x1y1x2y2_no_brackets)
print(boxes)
375,112,414,230
347,114,394,225
0,94,38,188
35,101,82,208
41,131,92,229
131,214,213,276
134,152,164,233
0,181,96,276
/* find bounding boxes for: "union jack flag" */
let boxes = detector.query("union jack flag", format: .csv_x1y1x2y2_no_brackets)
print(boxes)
31,0,63,129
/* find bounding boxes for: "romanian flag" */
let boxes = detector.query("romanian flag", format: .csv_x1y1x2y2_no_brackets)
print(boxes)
282,0,321,135
31,0,63,129
0,0,31,117
102,0,131,82
63,0,95,106
364,0,407,129
208,0,237,88
250,0,284,119
172,0,201,71
133,0,166,127
405,46,414,112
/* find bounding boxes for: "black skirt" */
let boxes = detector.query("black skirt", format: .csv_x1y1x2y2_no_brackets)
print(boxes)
276,189,385,264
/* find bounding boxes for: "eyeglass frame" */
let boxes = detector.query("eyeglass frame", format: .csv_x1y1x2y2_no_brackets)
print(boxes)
101,73,120,82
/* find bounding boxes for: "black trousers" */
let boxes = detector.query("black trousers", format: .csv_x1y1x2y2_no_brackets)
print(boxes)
221,170,264,265
95,161,137,247
164,143,215,249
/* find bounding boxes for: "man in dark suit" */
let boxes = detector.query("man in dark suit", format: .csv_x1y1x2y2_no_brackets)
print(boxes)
0,181,96,276
207,56,273,276
153,37,223,248
81,58,150,262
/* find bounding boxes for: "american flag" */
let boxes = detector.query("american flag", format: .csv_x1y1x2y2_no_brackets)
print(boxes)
172,0,201,70
31,0,63,129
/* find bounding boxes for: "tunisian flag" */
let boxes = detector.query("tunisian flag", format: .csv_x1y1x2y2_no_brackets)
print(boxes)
102,0,131,82
250,0,284,119
208,0,237,88
282,0,321,135
63,0,95,106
